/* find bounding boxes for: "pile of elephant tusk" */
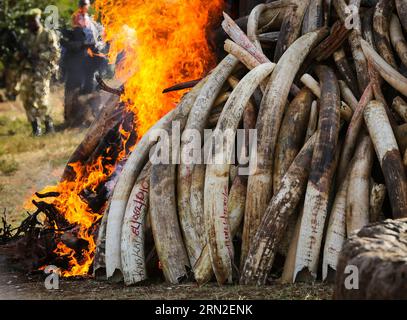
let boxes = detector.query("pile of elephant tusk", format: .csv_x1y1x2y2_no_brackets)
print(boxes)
93,0,407,286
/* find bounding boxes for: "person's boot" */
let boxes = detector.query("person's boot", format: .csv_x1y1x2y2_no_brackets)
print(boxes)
45,116,55,134
31,118,42,137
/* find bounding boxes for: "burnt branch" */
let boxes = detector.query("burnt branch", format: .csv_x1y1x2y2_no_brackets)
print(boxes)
96,74,124,96
162,79,202,94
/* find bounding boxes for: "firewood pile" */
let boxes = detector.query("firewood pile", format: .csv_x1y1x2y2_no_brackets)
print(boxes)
3,0,407,287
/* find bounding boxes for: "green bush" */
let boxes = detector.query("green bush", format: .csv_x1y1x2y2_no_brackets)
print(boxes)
0,0,78,65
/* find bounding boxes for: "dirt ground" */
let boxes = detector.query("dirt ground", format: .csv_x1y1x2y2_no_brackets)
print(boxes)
0,254,333,300
0,85,334,300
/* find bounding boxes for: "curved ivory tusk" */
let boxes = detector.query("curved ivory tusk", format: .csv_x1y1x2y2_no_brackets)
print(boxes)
189,163,206,249
214,92,232,109
333,0,369,92
121,162,151,285
281,208,303,283
361,39,407,96
302,75,354,122
191,93,256,284
193,101,253,284
93,200,111,280
396,0,407,33
390,14,407,68
105,76,207,281
223,40,270,94
194,175,246,285
242,29,326,269
247,4,267,53
346,135,374,235
300,74,321,98
222,12,269,64
369,182,386,223
395,124,407,154
225,176,246,241
150,163,190,284
373,0,397,68
333,49,360,97
305,101,319,141
223,15,320,98
240,134,317,285
105,107,177,280
392,96,407,123
273,88,313,194
178,55,238,268
204,62,275,284
340,102,354,122
274,0,311,61
364,100,407,218
149,78,212,284
336,84,373,185
339,80,358,111
294,65,341,281
322,173,350,282
302,0,324,33
258,32,280,43
224,40,263,72
362,7,375,47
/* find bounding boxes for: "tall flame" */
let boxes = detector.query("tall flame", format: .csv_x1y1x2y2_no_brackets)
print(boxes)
94,0,223,137
29,0,223,277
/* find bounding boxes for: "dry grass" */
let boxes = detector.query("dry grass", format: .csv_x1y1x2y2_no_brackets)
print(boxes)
0,86,85,226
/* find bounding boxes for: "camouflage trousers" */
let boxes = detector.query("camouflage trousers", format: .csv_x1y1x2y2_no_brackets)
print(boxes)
5,67,21,100
20,71,52,122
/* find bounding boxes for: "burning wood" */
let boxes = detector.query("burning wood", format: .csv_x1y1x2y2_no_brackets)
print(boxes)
6,0,407,289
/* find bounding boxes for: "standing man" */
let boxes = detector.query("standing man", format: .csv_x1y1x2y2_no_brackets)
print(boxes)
19,8,60,136
61,0,106,126
71,0,105,94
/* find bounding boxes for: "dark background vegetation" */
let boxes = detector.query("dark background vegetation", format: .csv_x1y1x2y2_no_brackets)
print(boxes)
0,0,79,71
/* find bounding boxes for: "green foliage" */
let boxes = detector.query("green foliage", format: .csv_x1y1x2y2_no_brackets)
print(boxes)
0,0,78,64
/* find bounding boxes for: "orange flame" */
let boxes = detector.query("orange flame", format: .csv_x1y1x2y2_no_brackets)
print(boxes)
94,0,223,137
29,0,222,277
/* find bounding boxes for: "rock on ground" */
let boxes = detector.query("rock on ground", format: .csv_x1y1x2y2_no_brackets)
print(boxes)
335,219,407,299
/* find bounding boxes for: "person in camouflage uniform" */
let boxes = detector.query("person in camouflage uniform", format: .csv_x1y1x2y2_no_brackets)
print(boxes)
18,8,60,136
4,65,20,101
